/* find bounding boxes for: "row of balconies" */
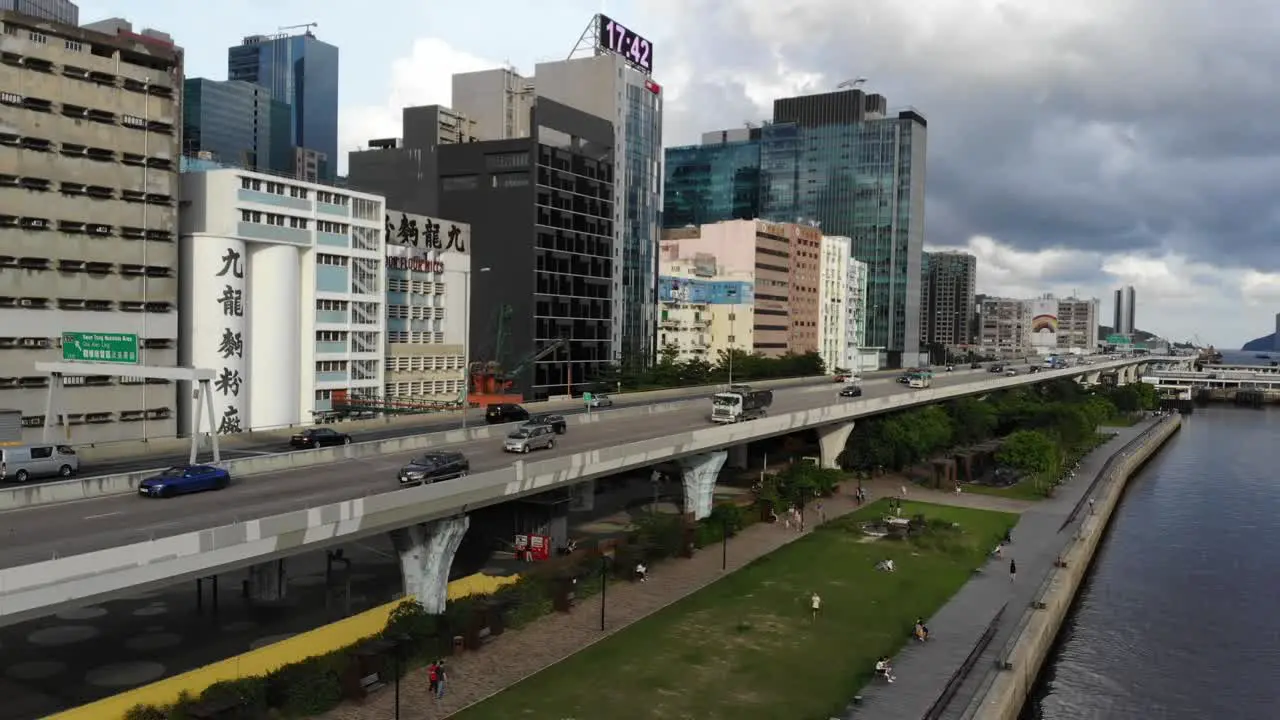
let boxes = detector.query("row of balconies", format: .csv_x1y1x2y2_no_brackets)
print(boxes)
1,25,179,95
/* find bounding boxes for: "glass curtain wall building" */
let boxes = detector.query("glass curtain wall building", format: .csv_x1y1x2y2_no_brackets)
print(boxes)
228,31,339,181
664,140,763,228
182,78,293,174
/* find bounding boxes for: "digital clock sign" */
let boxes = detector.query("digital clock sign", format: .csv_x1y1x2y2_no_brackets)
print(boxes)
597,14,653,74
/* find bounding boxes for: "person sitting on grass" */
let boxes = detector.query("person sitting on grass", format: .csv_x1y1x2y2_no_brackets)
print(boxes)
875,656,896,683
634,562,648,583
876,558,896,573
913,618,930,642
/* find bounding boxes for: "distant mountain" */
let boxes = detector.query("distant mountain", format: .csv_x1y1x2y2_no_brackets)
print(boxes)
1242,333,1277,352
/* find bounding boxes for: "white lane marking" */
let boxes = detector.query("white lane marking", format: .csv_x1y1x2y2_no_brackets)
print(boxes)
83,511,122,520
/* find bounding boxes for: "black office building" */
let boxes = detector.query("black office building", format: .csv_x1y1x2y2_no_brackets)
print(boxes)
438,98,615,401
347,105,483,216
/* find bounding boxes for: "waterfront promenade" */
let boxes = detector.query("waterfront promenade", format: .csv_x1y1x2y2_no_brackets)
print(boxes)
843,418,1162,720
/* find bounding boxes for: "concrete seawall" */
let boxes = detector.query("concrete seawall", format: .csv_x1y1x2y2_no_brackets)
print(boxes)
967,414,1182,720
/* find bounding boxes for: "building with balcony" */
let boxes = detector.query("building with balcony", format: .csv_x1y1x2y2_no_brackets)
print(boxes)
978,297,1031,356
921,250,978,350
383,209,470,404
657,248,754,363
0,11,181,443
661,219,820,357
178,167,386,434
435,98,615,400
1054,296,1099,353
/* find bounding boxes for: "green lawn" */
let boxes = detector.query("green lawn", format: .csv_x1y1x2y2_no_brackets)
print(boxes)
454,500,1015,720
962,479,1050,500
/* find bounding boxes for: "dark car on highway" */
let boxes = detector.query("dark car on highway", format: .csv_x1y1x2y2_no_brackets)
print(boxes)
485,403,530,424
839,385,863,398
138,464,231,498
526,413,568,434
290,427,353,449
398,451,470,488
989,364,1005,373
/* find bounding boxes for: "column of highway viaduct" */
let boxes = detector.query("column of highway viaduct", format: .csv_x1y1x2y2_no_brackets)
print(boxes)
0,357,1166,624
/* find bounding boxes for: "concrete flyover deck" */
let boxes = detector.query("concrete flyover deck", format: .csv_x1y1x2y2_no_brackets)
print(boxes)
0,357,1158,627
41,374,854,477
842,415,1178,720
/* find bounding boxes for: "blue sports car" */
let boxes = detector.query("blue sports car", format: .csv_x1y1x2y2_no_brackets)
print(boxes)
137,464,231,498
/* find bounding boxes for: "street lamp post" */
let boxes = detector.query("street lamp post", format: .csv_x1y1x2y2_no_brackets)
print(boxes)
460,266,490,430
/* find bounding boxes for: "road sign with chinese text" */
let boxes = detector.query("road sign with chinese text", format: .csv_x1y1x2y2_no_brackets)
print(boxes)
62,332,139,364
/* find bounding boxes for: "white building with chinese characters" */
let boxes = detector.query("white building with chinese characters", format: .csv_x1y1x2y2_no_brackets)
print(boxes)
384,209,471,405
177,167,386,434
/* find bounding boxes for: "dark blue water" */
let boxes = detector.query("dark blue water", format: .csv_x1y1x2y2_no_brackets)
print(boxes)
1024,406,1280,719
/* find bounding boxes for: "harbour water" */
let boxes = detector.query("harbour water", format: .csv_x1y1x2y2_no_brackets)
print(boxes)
1023,405,1280,719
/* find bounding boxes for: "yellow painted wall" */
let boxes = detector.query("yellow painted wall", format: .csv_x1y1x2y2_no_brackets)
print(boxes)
48,572,521,720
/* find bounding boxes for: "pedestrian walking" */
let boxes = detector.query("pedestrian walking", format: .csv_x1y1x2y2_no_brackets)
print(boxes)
810,592,822,622
434,659,447,699
427,660,440,698
1088,497,1096,515
816,499,826,524
1009,558,1017,583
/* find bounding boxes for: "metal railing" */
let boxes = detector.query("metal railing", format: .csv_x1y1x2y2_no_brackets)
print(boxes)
958,415,1179,718
922,603,1007,720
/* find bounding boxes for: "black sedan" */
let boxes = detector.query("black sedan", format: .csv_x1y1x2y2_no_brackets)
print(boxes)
839,385,863,398
527,413,568,434
290,427,353,449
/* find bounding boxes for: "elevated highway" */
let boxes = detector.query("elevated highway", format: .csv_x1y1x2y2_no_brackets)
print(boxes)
0,357,1160,627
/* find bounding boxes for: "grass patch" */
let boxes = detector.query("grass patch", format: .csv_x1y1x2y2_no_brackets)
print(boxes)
454,500,1014,720
1103,414,1141,427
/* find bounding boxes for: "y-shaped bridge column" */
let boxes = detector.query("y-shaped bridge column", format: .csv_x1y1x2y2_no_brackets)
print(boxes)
677,451,728,520
390,515,470,614
817,421,855,470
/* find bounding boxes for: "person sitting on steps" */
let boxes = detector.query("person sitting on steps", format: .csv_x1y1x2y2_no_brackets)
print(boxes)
875,656,896,683
913,618,930,642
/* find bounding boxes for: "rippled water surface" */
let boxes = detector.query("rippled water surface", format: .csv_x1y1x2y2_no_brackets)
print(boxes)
1024,407,1280,720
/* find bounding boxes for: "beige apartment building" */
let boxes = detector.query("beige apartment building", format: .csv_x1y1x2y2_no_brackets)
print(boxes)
661,219,818,357
978,297,1031,356
1055,296,1099,353
0,12,182,443
655,247,754,362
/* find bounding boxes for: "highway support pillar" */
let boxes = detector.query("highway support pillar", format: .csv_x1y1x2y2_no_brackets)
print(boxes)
245,560,287,602
571,480,596,512
726,443,749,470
817,421,855,470
390,515,470,614
677,451,728,521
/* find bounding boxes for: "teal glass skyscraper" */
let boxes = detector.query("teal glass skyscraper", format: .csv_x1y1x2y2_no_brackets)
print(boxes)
228,30,339,181
182,78,294,174
766,90,927,363
664,132,763,228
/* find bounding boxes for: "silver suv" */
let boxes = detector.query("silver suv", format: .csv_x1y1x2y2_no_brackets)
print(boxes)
504,424,556,453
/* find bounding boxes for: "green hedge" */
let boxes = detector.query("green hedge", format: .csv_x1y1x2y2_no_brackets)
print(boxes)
124,504,758,719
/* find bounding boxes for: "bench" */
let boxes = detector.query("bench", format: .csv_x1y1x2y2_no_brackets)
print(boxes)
358,672,387,695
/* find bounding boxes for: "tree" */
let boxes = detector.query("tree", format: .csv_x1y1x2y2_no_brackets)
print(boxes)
946,397,997,445
997,430,1060,485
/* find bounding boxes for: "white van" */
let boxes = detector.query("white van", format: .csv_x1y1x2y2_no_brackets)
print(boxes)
0,444,80,483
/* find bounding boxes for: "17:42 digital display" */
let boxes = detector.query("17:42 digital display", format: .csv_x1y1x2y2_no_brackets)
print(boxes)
598,14,653,74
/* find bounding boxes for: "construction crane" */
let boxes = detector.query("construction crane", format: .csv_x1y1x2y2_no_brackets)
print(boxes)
278,22,318,36
469,338,567,399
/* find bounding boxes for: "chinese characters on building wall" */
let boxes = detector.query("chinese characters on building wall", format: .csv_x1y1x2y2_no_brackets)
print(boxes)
385,212,469,254
210,241,249,434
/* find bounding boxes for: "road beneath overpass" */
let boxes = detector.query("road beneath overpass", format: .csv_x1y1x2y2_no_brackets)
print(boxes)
0,368,1015,570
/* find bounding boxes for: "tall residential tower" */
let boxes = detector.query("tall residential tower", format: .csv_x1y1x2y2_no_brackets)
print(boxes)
1112,285,1136,335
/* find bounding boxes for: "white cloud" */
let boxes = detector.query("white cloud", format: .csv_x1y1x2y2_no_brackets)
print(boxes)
337,38,498,172
925,236,1280,345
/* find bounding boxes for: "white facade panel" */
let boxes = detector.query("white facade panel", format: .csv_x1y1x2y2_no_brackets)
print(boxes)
179,168,386,434
248,244,302,429
819,235,852,373
186,238,249,434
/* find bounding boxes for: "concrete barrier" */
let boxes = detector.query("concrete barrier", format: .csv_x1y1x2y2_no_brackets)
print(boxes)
71,374,836,464
0,359,1157,514
965,415,1182,720
0,359,1158,624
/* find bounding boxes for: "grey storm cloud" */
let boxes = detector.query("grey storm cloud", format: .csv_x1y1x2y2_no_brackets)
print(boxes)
649,0,1280,271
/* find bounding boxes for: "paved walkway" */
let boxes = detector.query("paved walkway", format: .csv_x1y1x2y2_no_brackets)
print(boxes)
843,419,1161,719
319,475,1029,720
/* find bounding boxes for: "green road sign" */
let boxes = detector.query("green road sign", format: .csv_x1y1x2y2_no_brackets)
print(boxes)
583,392,594,404
62,332,139,364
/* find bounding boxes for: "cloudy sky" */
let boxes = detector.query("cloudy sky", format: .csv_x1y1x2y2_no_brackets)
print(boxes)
83,0,1280,346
